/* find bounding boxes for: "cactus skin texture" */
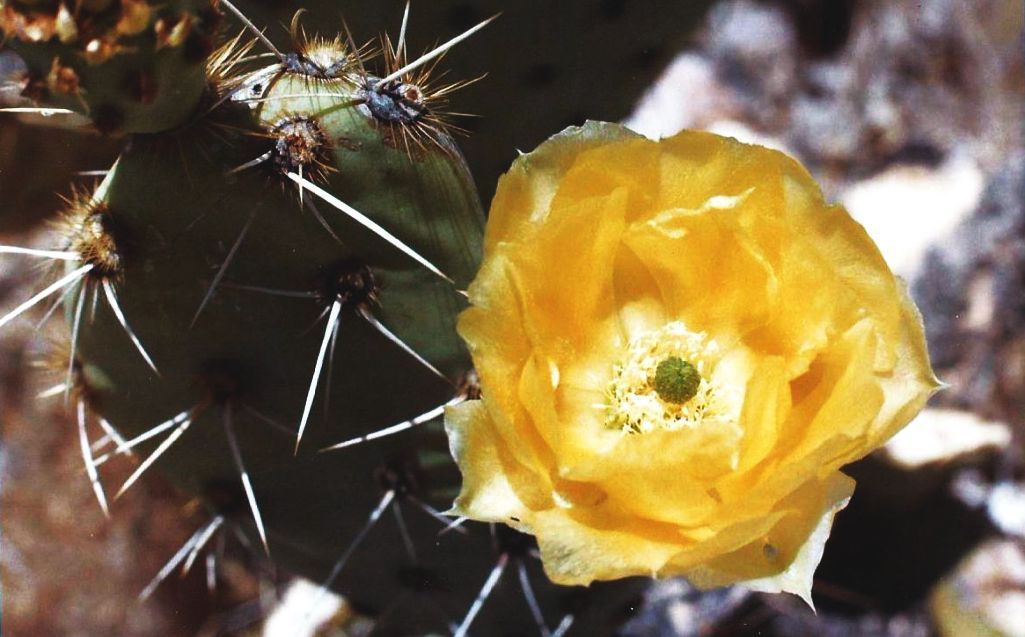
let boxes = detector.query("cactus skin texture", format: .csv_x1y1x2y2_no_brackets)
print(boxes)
35,22,647,633
2,0,220,133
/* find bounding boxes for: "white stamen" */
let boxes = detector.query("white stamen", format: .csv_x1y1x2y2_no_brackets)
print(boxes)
454,553,509,637
102,280,159,375
606,321,732,434
295,299,342,453
377,14,498,86
0,263,92,330
286,172,455,285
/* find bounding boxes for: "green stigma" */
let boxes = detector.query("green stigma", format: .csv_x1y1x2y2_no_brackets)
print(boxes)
653,357,701,404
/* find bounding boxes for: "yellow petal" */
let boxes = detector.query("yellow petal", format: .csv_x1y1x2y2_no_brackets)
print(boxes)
684,472,855,607
484,121,642,254
530,505,687,585
460,253,554,476
512,187,629,350
445,400,550,519
622,193,779,340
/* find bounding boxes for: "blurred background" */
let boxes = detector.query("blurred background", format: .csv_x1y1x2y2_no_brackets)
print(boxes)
1,0,1022,635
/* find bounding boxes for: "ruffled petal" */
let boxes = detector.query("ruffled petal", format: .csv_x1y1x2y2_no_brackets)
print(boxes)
484,121,643,254
622,192,780,340
684,472,855,607
446,400,550,520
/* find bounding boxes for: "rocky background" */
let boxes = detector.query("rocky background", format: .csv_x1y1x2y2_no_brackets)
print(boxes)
1,0,1022,635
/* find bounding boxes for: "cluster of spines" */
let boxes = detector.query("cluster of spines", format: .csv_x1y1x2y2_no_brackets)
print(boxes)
0,184,159,385
218,0,494,167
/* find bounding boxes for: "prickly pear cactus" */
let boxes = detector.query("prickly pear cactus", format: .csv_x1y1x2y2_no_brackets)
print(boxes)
2,6,648,635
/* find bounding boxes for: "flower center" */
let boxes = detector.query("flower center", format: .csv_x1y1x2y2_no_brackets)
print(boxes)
603,322,733,434
653,356,701,404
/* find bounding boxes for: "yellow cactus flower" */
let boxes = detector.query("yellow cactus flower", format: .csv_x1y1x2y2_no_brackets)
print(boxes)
446,122,941,603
